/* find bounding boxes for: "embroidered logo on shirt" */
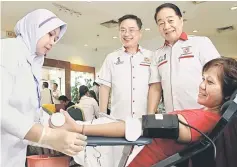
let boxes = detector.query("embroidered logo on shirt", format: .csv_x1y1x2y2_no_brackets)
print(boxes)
157,54,167,67
115,57,124,65
158,54,166,64
144,57,151,63
179,46,194,60
182,46,191,55
140,57,151,66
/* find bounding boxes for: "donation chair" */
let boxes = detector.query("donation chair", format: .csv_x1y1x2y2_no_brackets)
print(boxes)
66,105,85,121
87,136,152,167
154,89,237,167
86,90,237,167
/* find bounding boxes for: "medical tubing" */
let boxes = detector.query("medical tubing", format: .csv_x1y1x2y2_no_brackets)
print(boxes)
178,120,216,159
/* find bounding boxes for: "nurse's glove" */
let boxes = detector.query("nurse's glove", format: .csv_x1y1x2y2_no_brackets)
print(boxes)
38,127,87,156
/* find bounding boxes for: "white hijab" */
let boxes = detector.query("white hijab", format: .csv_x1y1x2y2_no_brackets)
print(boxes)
14,9,67,82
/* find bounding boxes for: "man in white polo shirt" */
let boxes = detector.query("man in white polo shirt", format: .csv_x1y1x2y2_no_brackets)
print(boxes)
148,3,221,114
96,14,153,167
97,14,153,120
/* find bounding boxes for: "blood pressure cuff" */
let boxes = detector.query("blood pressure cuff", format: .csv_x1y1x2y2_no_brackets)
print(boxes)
142,114,179,139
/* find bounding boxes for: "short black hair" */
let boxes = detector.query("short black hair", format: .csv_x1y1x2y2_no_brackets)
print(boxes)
79,85,89,98
89,90,96,99
93,82,99,86
43,82,49,88
54,83,58,87
89,90,99,103
118,14,142,30
59,95,69,102
154,3,182,23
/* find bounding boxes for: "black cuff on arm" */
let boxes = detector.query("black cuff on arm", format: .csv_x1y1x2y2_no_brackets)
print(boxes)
142,114,179,139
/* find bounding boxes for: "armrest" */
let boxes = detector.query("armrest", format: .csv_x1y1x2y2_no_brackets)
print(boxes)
87,136,152,147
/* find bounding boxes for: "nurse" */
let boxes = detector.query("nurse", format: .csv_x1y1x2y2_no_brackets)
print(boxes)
1,9,86,167
148,3,221,114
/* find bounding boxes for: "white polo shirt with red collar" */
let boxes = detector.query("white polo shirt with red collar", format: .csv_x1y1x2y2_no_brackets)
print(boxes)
97,46,153,120
149,32,221,113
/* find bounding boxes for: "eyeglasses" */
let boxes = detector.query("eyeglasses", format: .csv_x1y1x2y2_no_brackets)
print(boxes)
119,29,140,35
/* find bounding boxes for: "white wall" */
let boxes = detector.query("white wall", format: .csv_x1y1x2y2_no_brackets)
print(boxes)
47,43,109,72
209,36,237,59
1,31,7,38
48,35,236,72
1,30,236,72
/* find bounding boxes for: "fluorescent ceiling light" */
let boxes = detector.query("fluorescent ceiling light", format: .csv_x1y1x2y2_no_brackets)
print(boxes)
230,6,237,10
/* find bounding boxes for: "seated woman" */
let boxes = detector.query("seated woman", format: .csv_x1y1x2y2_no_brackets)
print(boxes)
54,58,237,167
76,85,99,121
88,90,99,105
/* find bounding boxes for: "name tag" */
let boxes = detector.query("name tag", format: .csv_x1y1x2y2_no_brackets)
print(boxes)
155,114,164,120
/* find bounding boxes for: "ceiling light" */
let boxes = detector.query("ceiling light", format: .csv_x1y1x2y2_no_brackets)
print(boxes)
193,30,198,33
84,44,88,47
112,36,118,39
145,28,151,31
230,6,237,10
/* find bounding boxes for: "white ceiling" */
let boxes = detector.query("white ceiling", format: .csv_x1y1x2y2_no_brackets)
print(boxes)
1,1,237,70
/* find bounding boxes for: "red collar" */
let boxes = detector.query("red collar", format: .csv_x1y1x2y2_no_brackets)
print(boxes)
123,45,141,53
164,32,188,46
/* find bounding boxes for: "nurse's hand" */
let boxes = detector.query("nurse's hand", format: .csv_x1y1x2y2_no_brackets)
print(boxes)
49,110,79,132
39,127,87,156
